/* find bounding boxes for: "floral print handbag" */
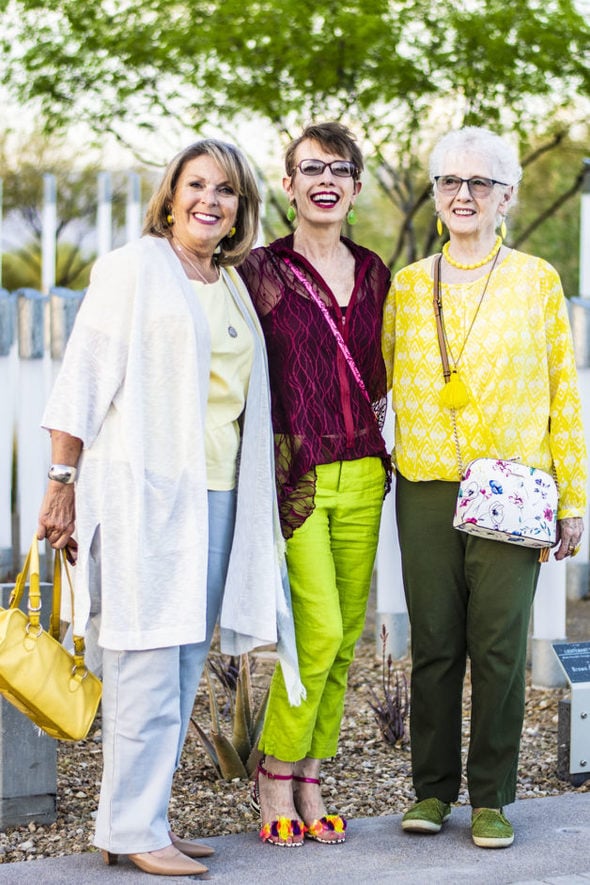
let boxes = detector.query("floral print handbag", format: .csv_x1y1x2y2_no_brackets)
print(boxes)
453,458,557,548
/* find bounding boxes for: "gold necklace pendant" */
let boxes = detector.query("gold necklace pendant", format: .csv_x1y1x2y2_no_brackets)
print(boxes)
443,235,502,270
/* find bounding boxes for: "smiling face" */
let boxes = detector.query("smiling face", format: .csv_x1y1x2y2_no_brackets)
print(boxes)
170,153,239,257
434,150,512,242
284,138,361,228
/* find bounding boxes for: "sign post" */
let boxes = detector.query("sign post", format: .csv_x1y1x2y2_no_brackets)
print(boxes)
553,641,590,777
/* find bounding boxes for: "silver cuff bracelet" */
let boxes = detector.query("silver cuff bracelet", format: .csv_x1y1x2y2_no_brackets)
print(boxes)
48,464,78,484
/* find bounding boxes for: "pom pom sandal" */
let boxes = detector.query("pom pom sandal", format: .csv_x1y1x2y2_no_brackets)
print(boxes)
293,774,347,844
251,759,305,847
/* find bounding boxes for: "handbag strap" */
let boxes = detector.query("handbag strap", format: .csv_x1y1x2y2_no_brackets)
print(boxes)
283,257,371,404
49,547,63,639
10,536,62,639
432,255,463,477
9,537,87,665
432,254,451,384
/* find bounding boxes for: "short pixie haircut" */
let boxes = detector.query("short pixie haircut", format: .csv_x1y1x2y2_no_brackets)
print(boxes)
285,122,364,180
143,139,261,267
429,126,522,199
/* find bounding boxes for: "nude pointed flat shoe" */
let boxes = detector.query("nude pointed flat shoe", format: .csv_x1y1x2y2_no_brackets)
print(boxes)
170,832,215,858
101,847,208,876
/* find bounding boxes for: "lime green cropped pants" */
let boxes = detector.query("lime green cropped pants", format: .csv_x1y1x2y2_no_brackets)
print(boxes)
259,457,385,761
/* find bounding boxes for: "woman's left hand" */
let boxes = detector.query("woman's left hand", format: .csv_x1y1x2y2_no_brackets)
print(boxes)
554,517,585,560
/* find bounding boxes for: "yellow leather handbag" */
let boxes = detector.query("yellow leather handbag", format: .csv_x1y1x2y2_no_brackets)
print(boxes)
0,536,102,741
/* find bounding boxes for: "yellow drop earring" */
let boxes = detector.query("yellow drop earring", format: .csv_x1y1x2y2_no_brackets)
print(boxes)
500,220,507,239
436,216,443,237
166,213,174,225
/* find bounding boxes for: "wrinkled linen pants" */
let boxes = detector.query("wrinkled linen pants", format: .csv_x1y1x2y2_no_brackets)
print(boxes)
260,457,385,760
396,474,541,809
94,490,235,853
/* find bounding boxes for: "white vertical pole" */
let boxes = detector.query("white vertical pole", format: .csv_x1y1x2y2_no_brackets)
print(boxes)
534,161,590,686
126,172,141,242
97,172,112,256
0,291,15,579
0,178,3,289
41,175,56,295
532,558,568,688
563,161,590,602
580,159,590,299
16,291,49,559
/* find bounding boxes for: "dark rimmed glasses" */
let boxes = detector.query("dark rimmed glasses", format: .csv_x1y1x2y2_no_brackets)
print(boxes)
434,175,509,197
294,159,358,178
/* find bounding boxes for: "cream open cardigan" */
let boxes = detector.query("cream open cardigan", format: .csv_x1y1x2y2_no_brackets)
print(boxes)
42,236,304,705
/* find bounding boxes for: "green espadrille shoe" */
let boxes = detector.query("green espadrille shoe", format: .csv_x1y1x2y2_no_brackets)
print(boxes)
471,808,514,848
401,798,452,833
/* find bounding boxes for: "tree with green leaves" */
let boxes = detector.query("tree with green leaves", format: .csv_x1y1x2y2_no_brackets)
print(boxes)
2,0,589,281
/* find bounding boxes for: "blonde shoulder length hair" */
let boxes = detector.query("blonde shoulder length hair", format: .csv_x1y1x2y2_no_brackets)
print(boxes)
143,139,261,267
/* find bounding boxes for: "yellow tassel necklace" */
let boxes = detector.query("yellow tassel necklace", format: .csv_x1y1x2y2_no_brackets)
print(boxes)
438,249,501,410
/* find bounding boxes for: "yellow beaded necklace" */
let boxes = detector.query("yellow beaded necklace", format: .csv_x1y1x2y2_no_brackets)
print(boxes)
443,235,502,270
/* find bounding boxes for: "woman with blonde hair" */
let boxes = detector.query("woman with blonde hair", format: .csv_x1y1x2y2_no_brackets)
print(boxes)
38,139,302,875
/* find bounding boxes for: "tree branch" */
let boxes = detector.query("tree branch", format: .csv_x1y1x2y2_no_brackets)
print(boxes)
513,164,586,248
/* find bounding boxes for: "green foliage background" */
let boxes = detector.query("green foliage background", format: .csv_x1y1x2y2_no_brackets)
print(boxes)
1,0,589,294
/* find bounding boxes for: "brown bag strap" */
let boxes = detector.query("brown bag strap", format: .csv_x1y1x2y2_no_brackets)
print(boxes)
432,254,451,383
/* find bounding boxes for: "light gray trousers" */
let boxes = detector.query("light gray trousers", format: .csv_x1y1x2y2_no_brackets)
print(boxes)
93,490,235,854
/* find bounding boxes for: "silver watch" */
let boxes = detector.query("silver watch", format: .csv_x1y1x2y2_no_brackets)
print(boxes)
48,464,78,484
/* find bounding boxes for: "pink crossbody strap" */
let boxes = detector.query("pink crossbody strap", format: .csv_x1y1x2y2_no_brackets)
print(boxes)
283,257,371,404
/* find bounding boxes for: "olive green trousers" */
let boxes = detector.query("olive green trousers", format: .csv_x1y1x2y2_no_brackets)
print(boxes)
396,473,541,808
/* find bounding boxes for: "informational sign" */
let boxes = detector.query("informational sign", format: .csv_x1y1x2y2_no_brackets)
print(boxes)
553,642,590,684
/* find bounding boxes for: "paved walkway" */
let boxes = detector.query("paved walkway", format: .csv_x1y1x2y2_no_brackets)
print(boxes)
1,793,589,883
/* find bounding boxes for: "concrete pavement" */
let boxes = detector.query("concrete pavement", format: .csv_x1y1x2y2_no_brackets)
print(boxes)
1,792,589,884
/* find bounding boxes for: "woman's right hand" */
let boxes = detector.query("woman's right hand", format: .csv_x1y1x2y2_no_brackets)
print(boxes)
37,483,78,564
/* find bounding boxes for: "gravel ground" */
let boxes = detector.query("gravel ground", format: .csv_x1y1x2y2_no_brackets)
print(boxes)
1,595,588,865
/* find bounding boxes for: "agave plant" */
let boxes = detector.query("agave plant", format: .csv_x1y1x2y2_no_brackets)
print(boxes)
367,624,410,747
191,653,268,780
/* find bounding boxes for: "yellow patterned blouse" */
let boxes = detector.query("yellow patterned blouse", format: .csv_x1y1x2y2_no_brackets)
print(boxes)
382,250,587,519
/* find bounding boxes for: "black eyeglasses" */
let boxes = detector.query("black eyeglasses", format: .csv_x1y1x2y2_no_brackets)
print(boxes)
434,176,509,197
294,159,358,178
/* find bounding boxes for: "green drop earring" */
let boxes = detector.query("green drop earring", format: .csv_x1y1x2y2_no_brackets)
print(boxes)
286,204,296,223
347,207,357,226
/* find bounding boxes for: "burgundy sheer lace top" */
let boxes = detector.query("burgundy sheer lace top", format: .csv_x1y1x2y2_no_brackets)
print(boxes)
240,234,391,537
